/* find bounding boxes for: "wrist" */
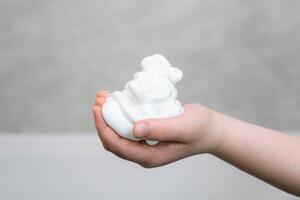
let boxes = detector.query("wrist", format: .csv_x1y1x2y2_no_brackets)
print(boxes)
207,110,226,155
194,107,225,155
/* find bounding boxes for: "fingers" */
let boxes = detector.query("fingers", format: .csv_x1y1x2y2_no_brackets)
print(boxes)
103,137,186,168
95,110,158,165
94,97,105,106
92,96,156,166
133,116,185,142
95,91,110,106
93,103,121,150
93,103,109,131
97,90,110,98
94,90,110,106
133,104,207,143
92,90,193,168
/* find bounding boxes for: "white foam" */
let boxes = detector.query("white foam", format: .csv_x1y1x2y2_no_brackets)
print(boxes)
102,54,184,145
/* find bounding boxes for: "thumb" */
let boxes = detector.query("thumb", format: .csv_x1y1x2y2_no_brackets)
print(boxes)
133,118,183,142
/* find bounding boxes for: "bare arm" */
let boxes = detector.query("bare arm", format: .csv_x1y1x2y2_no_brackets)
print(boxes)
93,90,300,196
213,112,300,196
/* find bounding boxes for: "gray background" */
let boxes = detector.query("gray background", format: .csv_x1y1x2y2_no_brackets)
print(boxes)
0,134,299,200
1,1,300,199
0,0,300,132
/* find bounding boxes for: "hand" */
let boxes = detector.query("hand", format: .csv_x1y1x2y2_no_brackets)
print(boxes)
93,91,300,196
93,90,220,168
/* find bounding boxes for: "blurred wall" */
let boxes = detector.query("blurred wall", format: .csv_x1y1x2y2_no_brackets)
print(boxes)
0,0,299,132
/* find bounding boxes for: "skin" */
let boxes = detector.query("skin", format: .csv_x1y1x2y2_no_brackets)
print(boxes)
93,90,300,196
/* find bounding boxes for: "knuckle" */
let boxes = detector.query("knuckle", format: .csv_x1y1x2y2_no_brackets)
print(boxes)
92,106,98,114
139,160,154,168
97,90,108,97
96,98,102,104
96,97,105,104
159,126,171,140
102,143,111,152
98,136,112,152
139,156,156,168
97,133,105,143
111,146,126,159
106,140,122,155
96,91,103,97
104,142,121,156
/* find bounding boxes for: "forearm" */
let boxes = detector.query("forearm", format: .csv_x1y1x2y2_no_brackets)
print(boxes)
211,111,300,196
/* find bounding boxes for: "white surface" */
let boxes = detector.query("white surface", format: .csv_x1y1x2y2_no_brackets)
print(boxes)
102,54,184,145
0,133,298,200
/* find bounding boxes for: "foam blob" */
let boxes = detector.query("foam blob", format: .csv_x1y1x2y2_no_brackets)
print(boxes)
102,54,184,145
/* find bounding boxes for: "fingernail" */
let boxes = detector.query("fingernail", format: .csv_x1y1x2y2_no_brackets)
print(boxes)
135,123,149,138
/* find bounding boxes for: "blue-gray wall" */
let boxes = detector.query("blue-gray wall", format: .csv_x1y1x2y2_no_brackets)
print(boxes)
0,0,299,132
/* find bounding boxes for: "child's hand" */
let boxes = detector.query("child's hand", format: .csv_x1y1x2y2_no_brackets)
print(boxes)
93,90,300,195
92,90,220,168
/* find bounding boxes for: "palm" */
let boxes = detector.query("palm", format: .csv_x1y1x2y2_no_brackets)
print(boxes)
93,91,211,168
